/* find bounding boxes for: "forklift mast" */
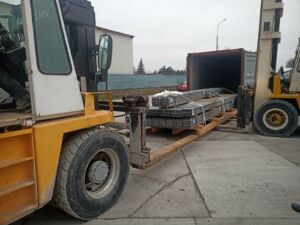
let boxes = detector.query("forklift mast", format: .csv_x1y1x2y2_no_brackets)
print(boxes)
289,38,300,92
254,0,284,110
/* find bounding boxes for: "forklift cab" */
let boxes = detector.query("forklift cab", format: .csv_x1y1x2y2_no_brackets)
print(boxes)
0,0,112,129
0,2,126,224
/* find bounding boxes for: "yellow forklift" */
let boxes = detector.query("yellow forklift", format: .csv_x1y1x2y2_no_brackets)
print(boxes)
5,0,298,224
0,0,129,223
253,0,300,137
0,1,237,224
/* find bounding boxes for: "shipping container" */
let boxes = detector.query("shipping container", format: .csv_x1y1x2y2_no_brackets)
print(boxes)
187,49,256,93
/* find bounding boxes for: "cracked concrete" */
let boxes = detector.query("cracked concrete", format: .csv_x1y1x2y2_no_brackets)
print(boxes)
183,140,300,218
131,151,190,183
257,139,300,166
23,218,197,225
12,130,300,225
133,174,209,218
100,174,167,219
195,218,300,225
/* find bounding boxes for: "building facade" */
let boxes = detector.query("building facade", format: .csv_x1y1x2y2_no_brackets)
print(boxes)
96,27,134,75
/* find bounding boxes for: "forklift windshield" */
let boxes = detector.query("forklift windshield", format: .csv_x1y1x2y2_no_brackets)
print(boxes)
0,1,24,48
0,0,29,112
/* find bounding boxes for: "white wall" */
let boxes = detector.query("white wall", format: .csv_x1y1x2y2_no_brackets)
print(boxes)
96,28,134,75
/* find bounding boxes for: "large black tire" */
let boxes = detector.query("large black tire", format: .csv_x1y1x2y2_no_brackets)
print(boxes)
254,100,299,137
53,128,130,219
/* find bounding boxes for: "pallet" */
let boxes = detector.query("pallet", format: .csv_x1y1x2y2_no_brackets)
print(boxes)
171,128,185,135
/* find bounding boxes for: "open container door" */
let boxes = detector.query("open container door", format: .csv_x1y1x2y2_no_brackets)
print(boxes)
23,0,83,118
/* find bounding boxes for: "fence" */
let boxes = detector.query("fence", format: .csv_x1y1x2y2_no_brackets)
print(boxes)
98,74,186,90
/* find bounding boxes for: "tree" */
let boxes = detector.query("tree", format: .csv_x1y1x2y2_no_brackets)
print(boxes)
137,58,145,74
158,66,169,74
158,66,185,75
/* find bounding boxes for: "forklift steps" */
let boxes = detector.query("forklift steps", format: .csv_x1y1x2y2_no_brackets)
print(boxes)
0,129,38,225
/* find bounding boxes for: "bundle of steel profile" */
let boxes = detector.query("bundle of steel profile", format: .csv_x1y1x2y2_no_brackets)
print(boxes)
146,104,233,129
148,100,217,118
151,88,230,109
148,95,235,118
147,95,235,129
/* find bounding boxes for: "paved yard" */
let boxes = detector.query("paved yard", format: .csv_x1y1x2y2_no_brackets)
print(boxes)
13,128,300,225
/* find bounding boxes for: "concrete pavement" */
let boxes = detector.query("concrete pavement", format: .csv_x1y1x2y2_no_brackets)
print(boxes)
14,129,300,225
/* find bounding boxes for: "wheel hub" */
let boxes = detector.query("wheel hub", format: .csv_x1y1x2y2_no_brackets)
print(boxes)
263,108,289,131
88,161,109,186
266,111,285,127
84,148,120,199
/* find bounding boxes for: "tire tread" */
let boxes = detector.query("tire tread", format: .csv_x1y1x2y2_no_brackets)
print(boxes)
53,128,129,219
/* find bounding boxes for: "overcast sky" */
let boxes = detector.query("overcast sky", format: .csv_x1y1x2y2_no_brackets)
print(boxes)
90,0,300,72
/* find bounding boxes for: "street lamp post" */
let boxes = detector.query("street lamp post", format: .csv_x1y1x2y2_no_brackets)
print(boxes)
216,18,227,51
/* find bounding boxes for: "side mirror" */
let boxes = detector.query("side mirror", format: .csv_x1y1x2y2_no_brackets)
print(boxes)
98,34,113,70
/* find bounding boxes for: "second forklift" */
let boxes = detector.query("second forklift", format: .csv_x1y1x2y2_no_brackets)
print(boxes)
253,0,300,137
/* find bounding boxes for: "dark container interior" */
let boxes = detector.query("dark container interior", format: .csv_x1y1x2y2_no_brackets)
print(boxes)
187,49,255,93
